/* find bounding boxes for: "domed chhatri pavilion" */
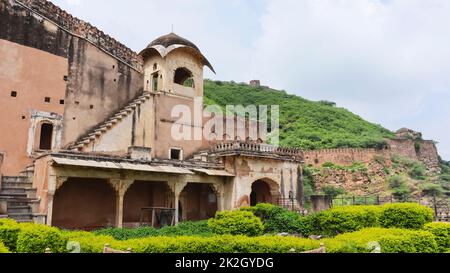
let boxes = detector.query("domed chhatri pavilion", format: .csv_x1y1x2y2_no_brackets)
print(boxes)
0,0,304,230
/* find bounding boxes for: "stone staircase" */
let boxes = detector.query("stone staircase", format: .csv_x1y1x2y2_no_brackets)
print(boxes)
0,166,44,223
69,91,152,151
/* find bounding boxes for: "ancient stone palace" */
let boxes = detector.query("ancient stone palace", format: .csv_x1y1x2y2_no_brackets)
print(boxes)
0,0,304,229
0,0,441,230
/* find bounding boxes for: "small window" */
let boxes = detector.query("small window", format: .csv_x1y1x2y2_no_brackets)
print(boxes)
90,105,94,109
63,75,68,81
11,91,17,97
21,116,26,120
170,148,182,160
174,67,194,88
39,123,53,150
153,63,158,71
59,99,65,105
44,97,51,103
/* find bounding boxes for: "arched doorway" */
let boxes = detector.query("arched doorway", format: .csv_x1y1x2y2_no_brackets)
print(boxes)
180,183,218,221
123,181,172,227
250,179,280,206
52,178,116,230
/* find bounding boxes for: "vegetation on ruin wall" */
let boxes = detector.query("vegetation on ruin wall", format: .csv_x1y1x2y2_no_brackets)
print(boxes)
302,154,450,198
203,80,395,150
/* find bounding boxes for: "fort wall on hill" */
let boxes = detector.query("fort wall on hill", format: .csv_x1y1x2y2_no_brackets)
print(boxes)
304,139,440,174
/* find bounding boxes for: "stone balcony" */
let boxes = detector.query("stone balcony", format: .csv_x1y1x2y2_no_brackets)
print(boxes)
210,142,304,162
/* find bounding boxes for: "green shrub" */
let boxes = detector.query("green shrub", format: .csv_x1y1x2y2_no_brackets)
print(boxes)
309,206,382,236
387,175,411,200
379,203,433,229
64,231,115,253
0,220,20,252
16,224,67,253
0,241,9,253
118,236,320,254
325,228,438,253
208,211,264,236
94,221,213,240
94,226,158,240
241,203,312,236
423,222,450,252
157,221,213,237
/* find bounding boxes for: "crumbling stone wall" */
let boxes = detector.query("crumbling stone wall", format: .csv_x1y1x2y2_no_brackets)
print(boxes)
8,0,142,70
304,139,440,175
417,140,440,174
304,148,388,167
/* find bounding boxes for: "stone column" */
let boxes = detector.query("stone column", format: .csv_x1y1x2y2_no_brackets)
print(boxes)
168,178,188,225
46,175,68,226
109,179,134,228
211,183,225,212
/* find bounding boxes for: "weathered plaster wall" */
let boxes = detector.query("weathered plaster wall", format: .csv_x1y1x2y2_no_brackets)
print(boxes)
0,39,66,175
153,94,204,160
52,178,116,229
62,38,143,146
83,98,154,154
0,0,144,173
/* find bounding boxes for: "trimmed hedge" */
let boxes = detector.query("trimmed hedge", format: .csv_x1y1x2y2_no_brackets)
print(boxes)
80,235,321,254
94,221,213,241
208,211,264,236
423,222,450,253
63,231,115,253
309,206,382,236
379,203,434,229
16,224,68,253
0,219,21,252
325,228,438,253
0,241,9,253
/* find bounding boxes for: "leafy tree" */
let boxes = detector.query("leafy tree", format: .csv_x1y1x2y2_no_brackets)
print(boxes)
321,186,346,198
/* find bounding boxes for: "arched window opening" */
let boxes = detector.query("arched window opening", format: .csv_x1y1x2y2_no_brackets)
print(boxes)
152,73,159,92
39,123,53,150
174,67,194,88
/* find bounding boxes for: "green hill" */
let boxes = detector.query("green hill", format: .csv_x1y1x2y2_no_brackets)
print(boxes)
204,80,395,150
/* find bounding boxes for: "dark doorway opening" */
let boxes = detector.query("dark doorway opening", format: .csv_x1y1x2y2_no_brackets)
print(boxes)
39,123,53,150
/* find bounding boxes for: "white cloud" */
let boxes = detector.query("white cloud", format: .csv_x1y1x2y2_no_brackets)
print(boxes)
252,0,450,159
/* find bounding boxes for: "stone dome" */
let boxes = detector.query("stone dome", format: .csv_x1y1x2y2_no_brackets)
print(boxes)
140,32,215,73
148,32,200,51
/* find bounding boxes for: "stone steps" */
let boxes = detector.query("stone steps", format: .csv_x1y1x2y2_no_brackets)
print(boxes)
69,91,151,151
2,176,30,183
1,170,43,224
7,213,33,221
7,206,31,214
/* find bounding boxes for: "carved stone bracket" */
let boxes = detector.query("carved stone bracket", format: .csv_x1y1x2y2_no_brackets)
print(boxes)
211,183,225,196
168,177,188,196
55,176,69,192
48,175,69,196
109,179,134,196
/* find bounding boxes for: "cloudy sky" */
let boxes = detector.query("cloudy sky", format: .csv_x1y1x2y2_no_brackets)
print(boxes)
53,0,450,159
